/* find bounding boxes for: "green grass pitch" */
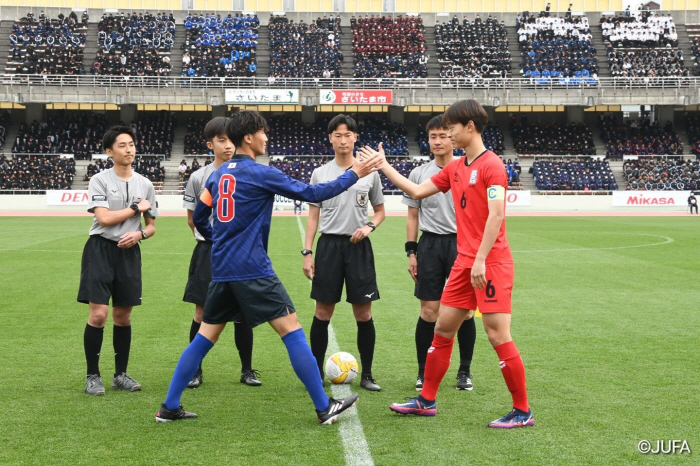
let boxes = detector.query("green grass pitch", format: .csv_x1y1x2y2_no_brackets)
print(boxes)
0,215,697,465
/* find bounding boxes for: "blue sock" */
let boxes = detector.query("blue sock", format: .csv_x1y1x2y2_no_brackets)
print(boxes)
164,333,214,410
282,328,330,412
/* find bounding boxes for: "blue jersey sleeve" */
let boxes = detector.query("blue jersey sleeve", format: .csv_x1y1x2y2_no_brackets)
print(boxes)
263,166,359,202
193,200,213,242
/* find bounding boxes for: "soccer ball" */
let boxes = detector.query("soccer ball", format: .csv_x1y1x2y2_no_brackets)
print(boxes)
325,351,359,384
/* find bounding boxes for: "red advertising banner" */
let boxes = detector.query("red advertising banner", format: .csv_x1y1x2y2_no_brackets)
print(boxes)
319,89,393,105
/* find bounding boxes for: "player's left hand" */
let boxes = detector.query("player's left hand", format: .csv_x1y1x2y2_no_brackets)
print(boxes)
117,231,141,249
350,225,372,243
471,259,486,290
357,143,388,169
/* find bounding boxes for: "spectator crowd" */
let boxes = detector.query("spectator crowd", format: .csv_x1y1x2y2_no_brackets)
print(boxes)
517,11,598,79
511,119,596,155
184,115,211,155
623,157,699,190
599,115,683,158
600,12,677,48
0,153,75,190
92,11,174,76
9,11,87,75
436,15,511,79
269,15,343,79
133,111,175,159
533,157,618,190
352,15,427,78
607,48,687,78
181,13,259,78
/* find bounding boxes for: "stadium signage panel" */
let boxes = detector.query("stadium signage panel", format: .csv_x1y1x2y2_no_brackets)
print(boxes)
319,90,393,105
611,191,691,206
225,89,299,104
506,190,531,206
47,190,89,205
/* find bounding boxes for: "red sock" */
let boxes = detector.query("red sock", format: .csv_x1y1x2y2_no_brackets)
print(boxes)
494,341,529,412
420,334,454,401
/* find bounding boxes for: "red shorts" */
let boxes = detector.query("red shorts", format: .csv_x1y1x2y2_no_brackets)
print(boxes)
440,259,514,314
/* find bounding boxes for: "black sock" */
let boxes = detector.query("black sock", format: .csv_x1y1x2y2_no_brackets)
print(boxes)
234,321,254,372
190,319,203,373
457,317,476,375
310,316,330,377
113,324,131,376
84,324,103,376
415,317,436,376
356,318,376,377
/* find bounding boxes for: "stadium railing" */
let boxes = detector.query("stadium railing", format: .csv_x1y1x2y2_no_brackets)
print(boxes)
2,152,75,158
3,74,699,90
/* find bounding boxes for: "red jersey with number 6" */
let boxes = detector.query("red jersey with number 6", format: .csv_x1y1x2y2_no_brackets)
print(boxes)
430,149,512,266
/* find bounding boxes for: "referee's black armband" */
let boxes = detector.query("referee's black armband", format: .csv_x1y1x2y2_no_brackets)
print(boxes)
405,241,418,252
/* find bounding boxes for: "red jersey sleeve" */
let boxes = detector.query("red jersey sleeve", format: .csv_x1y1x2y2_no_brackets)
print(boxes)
483,157,508,189
430,161,452,193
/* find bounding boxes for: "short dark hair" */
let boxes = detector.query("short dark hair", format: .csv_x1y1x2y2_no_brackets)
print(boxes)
425,115,448,133
103,125,136,150
226,111,268,147
328,114,358,134
443,99,488,133
204,117,229,142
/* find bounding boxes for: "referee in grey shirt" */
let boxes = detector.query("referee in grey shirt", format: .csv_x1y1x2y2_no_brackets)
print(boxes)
402,115,476,392
303,115,385,392
181,117,259,389
78,126,158,396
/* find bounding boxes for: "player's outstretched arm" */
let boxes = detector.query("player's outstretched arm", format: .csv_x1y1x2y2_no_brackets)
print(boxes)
357,144,440,200
193,195,213,242
350,150,383,178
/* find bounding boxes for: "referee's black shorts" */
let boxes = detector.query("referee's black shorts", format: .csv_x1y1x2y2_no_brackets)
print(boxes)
415,232,457,302
183,241,212,306
77,235,142,307
203,275,296,328
311,234,379,305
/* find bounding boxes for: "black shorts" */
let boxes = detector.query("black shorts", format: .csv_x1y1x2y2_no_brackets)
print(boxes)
183,241,212,306
203,276,296,327
311,234,379,305
77,235,142,307
415,232,457,302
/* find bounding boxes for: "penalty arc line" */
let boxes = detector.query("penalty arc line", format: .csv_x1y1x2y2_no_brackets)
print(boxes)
296,215,374,466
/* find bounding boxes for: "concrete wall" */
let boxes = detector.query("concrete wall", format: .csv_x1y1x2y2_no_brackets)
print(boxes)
1,194,689,213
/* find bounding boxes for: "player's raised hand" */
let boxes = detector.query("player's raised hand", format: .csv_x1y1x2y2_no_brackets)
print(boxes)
352,144,383,178
357,143,388,170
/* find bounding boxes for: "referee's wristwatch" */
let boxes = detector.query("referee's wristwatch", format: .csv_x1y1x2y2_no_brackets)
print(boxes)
301,249,313,256
141,230,148,240
129,203,139,214
366,222,376,231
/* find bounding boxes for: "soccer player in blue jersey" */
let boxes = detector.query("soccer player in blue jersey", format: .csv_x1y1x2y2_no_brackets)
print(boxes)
156,110,383,425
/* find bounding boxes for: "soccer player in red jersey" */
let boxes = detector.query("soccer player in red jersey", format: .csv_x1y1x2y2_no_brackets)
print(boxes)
359,99,534,428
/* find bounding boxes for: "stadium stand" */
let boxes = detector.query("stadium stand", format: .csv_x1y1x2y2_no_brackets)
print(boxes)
435,15,511,79
686,114,700,156
183,115,211,155
83,158,113,182
533,157,618,190
599,115,683,158
352,15,427,79
133,111,175,160
517,11,598,79
8,11,87,75
181,13,258,78
92,12,174,77
623,157,700,190
511,119,596,155
12,112,107,160
0,153,75,190
133,155,166,185
268,15,343,79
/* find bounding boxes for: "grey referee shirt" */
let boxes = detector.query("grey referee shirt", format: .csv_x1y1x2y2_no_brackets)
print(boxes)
309,159,384,236
401,160,457,235
183,163,217,242
87,168,159,242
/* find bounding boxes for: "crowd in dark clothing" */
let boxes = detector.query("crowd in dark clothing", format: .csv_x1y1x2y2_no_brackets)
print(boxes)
9,11,86,75
623,157,699,190
600,115,683,158
436,15,511,79
0,153,75,190
517,12,598,79
269,156,332,183
352,15,427,78
92,12,174,77
83,158,113,181
533,158,618,190
12,112,107,160
607,49,688,78
134,111,175,159
183,115,211,155
686,114,700,156
269,15,343,79
181,13,258,78
133,155,165,183
512,120,596,155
